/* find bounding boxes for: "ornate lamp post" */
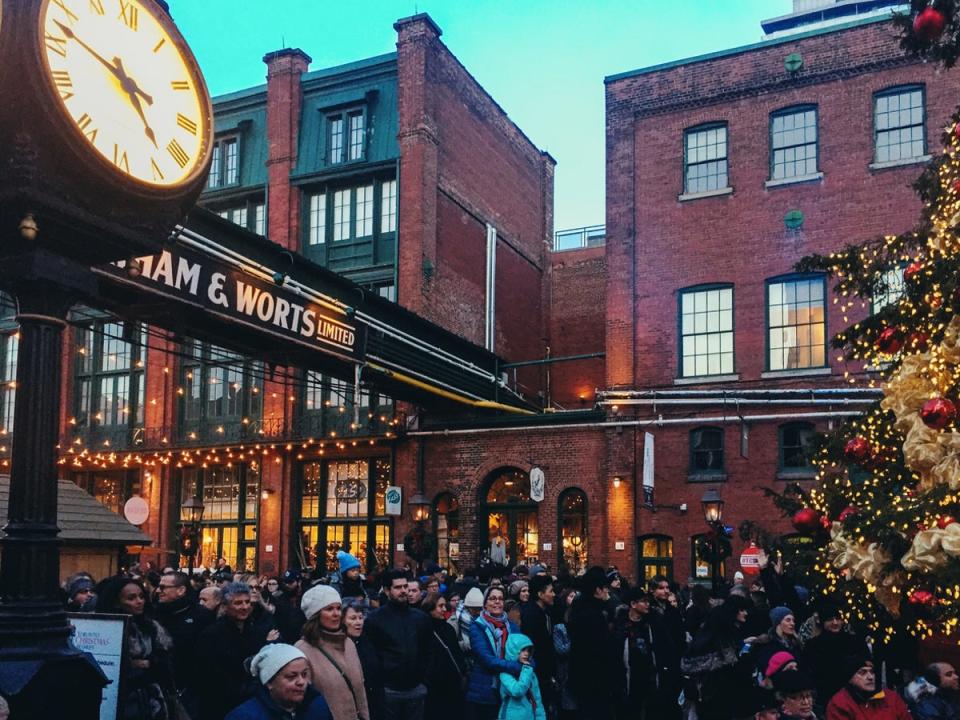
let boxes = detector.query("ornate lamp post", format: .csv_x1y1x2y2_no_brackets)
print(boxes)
180,496,205,576
700,488,725,596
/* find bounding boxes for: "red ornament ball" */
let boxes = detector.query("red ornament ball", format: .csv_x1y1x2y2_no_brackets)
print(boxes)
904,262,924,282
914,7,947,41
908,332,930,353
838,506,858,522
876,327,903,354
909,590,936,606
921,397,958,431
844,436,872,464
954,179,960,193
792,507,822,535
937,515,957,529
819,515,832,531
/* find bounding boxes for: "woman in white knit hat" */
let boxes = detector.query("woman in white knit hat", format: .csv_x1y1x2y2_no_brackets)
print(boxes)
225,643,332,720
296,584,370,720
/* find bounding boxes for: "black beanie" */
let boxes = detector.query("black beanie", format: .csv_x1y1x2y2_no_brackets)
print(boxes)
841,654,872,683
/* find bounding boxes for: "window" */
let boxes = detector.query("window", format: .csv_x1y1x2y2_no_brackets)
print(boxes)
874,86,925,164
684,123,728,194
0,331,17,436
679,285,733,378
308,193,327,246
434,493,460,573
180,463,259,571
381,180,397,233
638,535,673,582
180,341,262,442
208,137,239,188
692,533,726,583
771,106,818,180
482,468,539,568
872,265,906,312
216,201,265,235
559,488,588,574
328,117,345,165
73,469,140,516
690,427,724,475
333,190,351,241
254,203,265,236
355,184,374,238
348,112,365,161
767,276,826,371
74,321,146,448
297,459,392,573
371,282,396,302
294,372,392,449
780,422,816,472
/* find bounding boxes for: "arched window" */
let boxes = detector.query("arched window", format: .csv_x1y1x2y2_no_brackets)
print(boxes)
779,422,816,473
481,468,539,569
690,427,724,474
558,488,588,574
638,535,673,583
433,492,460,573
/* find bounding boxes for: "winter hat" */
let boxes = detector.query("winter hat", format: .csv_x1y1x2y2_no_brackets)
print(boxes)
841,655,872,684
765,651,797,679
301,584,342,620
463,587,484,608
816,600,842,622
733,686,779,717
773,668,815,695
249,643,306,685
529,564,546,577
483,585,506,605
508,580,528,599
67,576,94,599
769,605,794,629
733,571,745,583
337,551,360,574
425,561,442,575
282,568,302,583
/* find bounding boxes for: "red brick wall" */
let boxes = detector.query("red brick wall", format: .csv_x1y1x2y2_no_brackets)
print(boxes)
549,246,606,408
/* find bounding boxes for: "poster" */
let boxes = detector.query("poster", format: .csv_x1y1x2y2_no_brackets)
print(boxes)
385,485,402,516
69,613,127,720
642,432,655,506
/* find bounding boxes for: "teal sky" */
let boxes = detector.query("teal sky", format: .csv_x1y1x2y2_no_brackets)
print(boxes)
167,0,794,232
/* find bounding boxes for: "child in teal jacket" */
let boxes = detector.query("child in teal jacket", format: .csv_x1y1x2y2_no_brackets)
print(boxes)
498,633,546,720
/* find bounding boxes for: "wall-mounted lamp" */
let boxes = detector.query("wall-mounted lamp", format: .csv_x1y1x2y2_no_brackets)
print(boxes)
612,475,623,489
261,488,276,500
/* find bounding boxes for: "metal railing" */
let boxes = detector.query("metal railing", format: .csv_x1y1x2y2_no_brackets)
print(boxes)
553,224,605,252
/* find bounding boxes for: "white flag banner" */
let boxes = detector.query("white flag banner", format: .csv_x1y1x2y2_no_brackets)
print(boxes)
642,432,655,505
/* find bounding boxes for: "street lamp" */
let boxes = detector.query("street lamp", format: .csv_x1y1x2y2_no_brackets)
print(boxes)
408,491,432,523
180,496,205,576
700,488,725,596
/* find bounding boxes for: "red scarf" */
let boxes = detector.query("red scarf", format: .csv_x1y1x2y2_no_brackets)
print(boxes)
482,611,509,658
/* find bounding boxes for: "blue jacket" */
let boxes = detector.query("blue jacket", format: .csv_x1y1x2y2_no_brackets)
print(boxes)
226,685,333,720
498,634,545,720
466,613,523,706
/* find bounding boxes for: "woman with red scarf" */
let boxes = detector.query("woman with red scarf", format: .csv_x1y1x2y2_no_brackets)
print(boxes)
465,586,524,720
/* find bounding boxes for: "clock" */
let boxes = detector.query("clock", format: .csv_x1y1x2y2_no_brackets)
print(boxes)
38,0,212,190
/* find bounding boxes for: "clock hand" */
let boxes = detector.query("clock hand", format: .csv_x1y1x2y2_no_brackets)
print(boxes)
112,57,153,106
52,20,126,83
113,59,157,148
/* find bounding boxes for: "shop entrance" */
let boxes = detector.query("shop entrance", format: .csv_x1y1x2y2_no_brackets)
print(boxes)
480,468,539,571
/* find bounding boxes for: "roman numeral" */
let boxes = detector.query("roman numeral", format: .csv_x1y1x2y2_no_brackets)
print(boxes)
52,70,73,100
45,31,68,58
150,158,164,181
170,80,190,91
118,0,138,30
113,144,129,173
176,113,197,136
153,38,166,53
51,0,79,24
166,139,189,168
89,0,105,14
77,113,98,142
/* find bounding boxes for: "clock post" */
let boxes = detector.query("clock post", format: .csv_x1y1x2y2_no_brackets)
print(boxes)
0,0,213,716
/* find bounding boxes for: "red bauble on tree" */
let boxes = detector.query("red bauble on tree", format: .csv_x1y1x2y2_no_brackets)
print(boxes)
909,590,937,606
937,515,957,529
914,6,947,41
876,327,903,354
904,261,924,282
792,507,822,535
844,436,872,464
921,397,958,430
908,332,930,352
838,506,859,522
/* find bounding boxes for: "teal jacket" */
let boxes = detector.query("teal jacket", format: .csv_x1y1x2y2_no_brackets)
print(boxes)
498,633,546,720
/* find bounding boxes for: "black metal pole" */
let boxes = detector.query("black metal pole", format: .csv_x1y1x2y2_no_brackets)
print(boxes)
711,535,721,597
0,290,106,718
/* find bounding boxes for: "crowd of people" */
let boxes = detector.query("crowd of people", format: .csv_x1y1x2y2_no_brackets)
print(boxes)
60,550,960,720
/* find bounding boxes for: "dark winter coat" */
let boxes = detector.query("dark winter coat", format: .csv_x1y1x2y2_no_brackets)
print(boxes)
154,594,214,691
273,590,307,644
465,613,522,706
122,615,177,720
520,601,556,693
353,634,386,720
802,628,870,704
426,617,467,720
681,604,754,720
613,611,679,702
364,600,432,691
911,690,960,720
225,685,333,720
568,595,619,711
195,613,278,720
751,629,803,677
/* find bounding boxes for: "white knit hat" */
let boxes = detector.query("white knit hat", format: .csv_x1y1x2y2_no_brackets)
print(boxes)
463,587,484,608
301,584,342,620
249,643,306,685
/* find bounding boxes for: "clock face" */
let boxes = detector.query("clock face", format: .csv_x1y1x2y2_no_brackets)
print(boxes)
39,0,211,188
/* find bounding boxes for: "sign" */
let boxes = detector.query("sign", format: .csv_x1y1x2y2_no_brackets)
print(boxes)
542,543,552,551
69,613,127,720
449,542,460,558
385,486,402,516
740,542,762,577
96,245,366,362
696,564,709,578
122,496,149,526
642,432,655,506
530,466,545,503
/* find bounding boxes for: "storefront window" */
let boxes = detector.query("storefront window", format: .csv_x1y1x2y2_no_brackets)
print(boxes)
481,468,539,569
639,535,673,582
73,469,141,516
559,488,588,574
434,493,460,573
297,458,391,573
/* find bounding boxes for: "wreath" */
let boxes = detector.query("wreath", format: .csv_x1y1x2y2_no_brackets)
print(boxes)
403,525,436,562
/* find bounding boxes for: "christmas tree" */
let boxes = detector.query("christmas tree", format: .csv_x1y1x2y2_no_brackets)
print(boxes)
768,1,960,641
